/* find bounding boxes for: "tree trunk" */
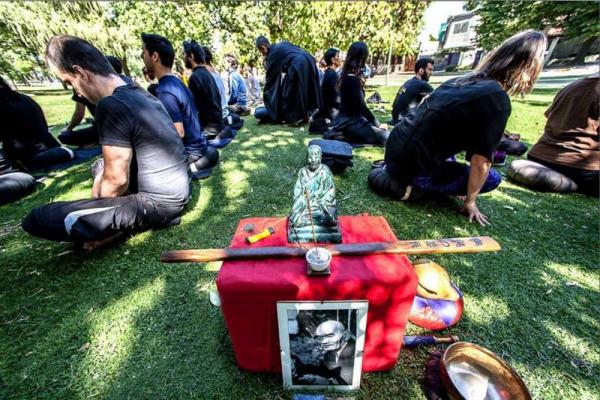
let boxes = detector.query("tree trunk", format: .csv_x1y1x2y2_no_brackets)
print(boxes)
574,36,595,65
121,54,131,77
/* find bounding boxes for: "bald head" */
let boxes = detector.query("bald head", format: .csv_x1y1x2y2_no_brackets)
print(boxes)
315,320,345,351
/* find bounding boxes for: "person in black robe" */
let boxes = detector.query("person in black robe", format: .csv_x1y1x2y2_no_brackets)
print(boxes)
0,77,74,170
324,42,388,146
309,48,342,134
254,36,321,125
183,40,232,140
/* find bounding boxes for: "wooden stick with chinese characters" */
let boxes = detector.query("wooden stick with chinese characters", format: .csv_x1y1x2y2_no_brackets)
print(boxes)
160,237,500,263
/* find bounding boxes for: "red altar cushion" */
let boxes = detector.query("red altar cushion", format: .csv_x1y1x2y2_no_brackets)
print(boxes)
217,215,417,373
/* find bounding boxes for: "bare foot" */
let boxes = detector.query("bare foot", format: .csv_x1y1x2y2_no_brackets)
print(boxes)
82,233,123,251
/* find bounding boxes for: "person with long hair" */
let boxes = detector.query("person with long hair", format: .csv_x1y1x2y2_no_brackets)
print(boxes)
369,30,547,225
325,41,388,146
0,77,74,170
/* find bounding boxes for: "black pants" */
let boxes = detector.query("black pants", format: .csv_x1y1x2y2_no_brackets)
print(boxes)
22,194,185,242
326,119,388,146
223,113,244,130
3,135,74,170
528,154,599,197
58,125,99,147
0,172,36,206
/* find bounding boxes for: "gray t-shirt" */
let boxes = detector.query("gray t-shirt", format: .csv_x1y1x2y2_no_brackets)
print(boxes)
96,84,190,205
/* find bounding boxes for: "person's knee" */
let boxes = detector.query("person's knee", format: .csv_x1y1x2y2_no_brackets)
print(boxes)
21,206,44,237
507,159,577,192
368,167,408,199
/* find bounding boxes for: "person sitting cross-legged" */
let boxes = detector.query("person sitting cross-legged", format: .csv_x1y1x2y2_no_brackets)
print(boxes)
224,54,250,116
0,77,74,170
325,42,388,146
388,58,434,126
508,73,599,197
202,46,244,131
368,30,547,225
22,35,190,249
183,40,233,141
309,47,342,134
141,33,218,179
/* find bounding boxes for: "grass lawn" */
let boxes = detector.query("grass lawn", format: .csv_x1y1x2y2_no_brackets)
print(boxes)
1,84,598,399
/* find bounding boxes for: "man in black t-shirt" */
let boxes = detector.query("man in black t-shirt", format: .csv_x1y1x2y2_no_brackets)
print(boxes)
183,40,232,140
369,78,509,225
59,55,132,147
22,35,190,249
389,58,434,125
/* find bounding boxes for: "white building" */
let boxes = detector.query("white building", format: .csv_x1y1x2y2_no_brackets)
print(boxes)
438,12,483,69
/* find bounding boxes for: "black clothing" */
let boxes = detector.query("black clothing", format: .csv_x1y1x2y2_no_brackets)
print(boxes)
321,67,340,115
338,75,375,123
58,125,98,147
328,74,387,145
224,112,244,130
262,41,322,123
22,194,184,242
384,78,511,183
391,76,433,121
0,171,36,206
528,154,599,197
96,84,190,205
0,91,74,169
22,83,190,243
188,66,225,132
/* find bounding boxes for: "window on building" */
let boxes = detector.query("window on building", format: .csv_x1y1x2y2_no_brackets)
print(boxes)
452,21,469,35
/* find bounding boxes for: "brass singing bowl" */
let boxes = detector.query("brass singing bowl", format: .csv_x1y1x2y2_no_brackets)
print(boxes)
440,342,531,400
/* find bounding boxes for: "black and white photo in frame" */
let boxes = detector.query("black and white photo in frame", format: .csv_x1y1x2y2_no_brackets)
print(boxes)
276,300,368,390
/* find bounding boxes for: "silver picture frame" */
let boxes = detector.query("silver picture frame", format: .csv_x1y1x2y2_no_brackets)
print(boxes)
276,300,368,391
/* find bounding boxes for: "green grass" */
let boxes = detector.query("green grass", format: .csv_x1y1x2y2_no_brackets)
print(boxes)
1,86,598,399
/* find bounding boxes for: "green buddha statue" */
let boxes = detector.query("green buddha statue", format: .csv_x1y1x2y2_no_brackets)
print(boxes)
288,145,342,243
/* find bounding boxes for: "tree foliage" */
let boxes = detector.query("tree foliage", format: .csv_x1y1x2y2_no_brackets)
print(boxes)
0,0,429,82
465,0,599,50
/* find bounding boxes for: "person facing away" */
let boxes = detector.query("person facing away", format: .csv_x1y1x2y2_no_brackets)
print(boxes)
254,36,322,125
389,58,434,125
183,40,232,140
325,41,388,146
140,33,218,179
244,65,261,106
59,55,133,147
22,35,190,250
0,76,74,170
202,47,244,130
308,47,342,134
509,73,599,196
369,30,547,226
224,54,250,116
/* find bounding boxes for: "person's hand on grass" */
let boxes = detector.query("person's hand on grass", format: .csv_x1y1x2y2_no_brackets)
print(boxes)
461,200,490,226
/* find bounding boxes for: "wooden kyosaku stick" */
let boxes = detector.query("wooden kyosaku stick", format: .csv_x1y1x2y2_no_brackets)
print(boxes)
160,236,500,263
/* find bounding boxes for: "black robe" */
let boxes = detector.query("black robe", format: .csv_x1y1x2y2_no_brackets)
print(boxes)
263,41,322,123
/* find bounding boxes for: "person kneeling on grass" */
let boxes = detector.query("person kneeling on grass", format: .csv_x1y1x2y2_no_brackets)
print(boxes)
325,42,388,146
22,35,190,249
368,30,547,225
141,33,218,180
508,73,599,197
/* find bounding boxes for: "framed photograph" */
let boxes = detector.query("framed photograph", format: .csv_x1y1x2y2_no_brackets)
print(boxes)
276,300,368,390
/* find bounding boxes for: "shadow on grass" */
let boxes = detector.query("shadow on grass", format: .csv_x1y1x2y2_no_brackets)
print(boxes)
1,112,598,399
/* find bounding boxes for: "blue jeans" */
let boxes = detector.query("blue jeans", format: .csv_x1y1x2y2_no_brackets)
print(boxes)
411,161,501,196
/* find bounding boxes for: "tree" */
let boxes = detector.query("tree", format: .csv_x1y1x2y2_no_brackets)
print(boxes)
466,0,599,64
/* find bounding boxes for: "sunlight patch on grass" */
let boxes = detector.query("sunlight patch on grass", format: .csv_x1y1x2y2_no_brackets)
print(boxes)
545,262,600,291
545,321,599,373
79,277,165,395
464,294,510,325
181,186,212,226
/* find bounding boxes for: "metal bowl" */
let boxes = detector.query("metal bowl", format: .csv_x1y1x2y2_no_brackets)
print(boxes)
440,342,531,400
